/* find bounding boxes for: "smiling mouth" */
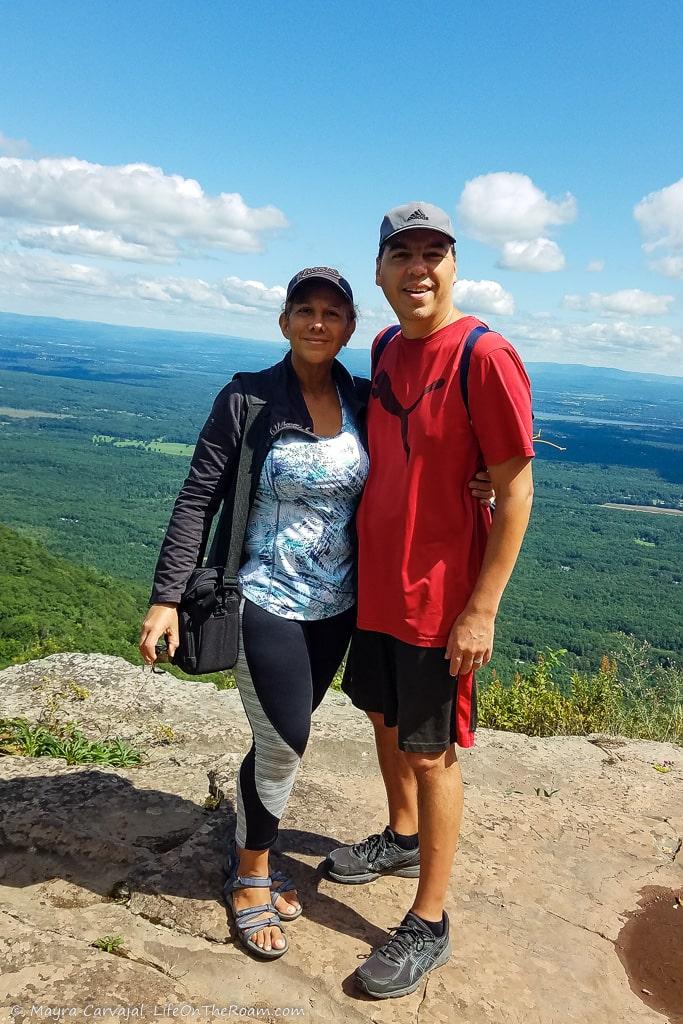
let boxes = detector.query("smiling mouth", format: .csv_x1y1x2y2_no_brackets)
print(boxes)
403,287,431,297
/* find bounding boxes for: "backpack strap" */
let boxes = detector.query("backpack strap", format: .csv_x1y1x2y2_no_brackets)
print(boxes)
459,323,489,421
371,324,402,379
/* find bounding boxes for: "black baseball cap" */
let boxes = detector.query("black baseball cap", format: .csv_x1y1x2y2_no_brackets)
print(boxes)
286,266,354,304
379,202,456,250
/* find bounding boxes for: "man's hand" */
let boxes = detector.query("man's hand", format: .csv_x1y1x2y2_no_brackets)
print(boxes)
450,455,533,678
445,607,495,677
469,469,495,505
139,603,180,665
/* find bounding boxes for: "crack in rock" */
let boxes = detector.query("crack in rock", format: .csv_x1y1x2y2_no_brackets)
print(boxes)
544,908,614,944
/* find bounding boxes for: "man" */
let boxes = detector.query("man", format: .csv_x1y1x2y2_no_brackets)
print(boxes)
327,202,535,999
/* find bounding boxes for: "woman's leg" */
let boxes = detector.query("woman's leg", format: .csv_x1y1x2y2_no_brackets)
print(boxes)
235,599,316,847
305,604,357,711
232,600,314,948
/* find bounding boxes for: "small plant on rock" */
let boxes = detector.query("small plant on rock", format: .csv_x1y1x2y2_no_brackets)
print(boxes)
92,935,124,953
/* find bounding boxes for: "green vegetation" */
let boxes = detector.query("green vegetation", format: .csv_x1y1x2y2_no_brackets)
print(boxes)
0,525,233,688
2,426,681,679
489,461,682,677
92,434,195,456
91,935,124,953
0,522,148,667
1,315,681,741
0,717,142,765
479,639,682,744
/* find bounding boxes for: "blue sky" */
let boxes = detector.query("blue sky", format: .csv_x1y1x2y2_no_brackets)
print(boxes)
1,0,681,373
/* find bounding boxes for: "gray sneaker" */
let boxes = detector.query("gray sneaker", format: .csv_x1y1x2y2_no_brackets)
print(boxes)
354,911,451,999
325,827,420,884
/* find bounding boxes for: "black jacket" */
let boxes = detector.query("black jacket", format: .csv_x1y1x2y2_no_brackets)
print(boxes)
150,351,371,605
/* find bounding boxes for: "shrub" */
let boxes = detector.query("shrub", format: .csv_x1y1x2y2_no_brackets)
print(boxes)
478,643,681,744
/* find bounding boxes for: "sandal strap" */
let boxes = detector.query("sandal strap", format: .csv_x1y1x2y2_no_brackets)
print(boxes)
226,873,272,891
271,869,296,892
234,906,282,941
234,903,278,922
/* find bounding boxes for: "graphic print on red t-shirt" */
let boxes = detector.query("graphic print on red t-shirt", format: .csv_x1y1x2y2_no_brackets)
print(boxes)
356,316,535,648
371,367,445,460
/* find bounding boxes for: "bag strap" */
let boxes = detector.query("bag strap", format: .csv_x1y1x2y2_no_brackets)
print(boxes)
371,324,402,379
224,393,263,587
200,389,264,585
459,323,489,421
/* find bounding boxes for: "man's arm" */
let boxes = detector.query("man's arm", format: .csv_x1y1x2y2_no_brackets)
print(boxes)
445,455,533,677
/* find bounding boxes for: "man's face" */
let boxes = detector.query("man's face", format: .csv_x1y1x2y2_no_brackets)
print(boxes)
375,229,456,336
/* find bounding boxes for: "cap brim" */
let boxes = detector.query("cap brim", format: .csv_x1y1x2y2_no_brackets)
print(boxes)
380,224,456,247
287,273,353,303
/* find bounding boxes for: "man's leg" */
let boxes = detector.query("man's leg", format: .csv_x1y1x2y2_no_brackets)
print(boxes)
325,711,420,882
352,742,461,998
366,710,417,835
403,744,463,922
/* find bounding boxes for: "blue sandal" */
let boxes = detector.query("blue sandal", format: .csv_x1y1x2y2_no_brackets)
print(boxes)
224,847,302,923
224,874,288,960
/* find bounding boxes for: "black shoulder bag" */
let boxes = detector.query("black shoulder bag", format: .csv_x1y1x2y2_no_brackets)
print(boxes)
172,393,262,675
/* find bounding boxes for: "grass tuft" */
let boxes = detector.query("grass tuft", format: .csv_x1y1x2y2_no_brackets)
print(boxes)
0,717,142,766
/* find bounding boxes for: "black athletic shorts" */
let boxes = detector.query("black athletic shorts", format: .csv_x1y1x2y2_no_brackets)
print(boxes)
341,628,478,752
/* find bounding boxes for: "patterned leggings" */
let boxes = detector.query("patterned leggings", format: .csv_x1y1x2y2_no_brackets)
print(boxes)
234,598,356,851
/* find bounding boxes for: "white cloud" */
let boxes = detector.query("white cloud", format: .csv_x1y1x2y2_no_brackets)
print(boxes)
457,172,577,244
649,255,683,280
634,179,683,280
586,260,604,272
634,178,683,253
498,238,565,272
514,318,682,368
0,131,30,157
219,276,286,309
17,225,164,262
0,250,282,315
453,278,515,315
456,172,576,274
0,156,288,261
563,289,675,316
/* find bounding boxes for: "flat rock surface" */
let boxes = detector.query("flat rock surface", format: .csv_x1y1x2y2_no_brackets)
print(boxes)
1,654,681,1023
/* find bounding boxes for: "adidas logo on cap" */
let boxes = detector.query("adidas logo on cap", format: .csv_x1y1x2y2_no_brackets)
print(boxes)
379,202,456,248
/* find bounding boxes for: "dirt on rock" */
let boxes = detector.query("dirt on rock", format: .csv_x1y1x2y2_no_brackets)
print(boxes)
616,885,683,1024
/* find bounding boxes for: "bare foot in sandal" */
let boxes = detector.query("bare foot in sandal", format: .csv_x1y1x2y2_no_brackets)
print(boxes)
232,883,287,953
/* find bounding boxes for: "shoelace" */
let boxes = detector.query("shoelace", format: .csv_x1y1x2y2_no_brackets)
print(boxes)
380,922,432,965
351,831,387,863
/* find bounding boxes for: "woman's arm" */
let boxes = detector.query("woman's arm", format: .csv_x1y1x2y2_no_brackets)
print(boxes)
139,382,246,664
149,382,245,605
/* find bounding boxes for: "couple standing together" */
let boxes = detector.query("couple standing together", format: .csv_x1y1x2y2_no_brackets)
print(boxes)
140,201,535,999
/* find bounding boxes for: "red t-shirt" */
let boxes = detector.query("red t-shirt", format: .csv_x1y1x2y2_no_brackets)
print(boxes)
356,316,535,647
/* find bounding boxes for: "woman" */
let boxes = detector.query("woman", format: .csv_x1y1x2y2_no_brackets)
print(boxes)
140,267,492,960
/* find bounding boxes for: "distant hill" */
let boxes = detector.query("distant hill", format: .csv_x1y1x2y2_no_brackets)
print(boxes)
0,524,146,669
1,308,682,393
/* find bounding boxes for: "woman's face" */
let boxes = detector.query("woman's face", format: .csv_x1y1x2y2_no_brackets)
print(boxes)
279,282,355,365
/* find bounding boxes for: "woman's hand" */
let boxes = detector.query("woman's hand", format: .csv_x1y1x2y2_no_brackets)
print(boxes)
469,469,495,505
139,603,180,665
